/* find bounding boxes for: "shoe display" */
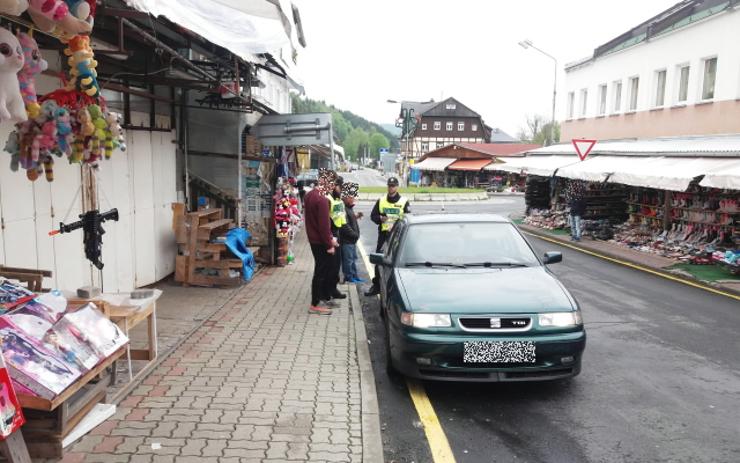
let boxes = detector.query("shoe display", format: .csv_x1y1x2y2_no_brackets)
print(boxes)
308,305,332,315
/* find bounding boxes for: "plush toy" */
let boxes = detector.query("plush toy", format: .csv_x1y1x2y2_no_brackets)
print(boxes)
105,111,125,152
27,0,91,36
0,28,27,123
0,0,28,16
17,31,48,119
76,106,94,136
55,106,72,155
64,35,99,97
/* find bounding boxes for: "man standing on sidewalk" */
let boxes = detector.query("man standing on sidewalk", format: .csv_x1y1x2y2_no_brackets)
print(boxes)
365,177,410,296
304,169,338,315
567,180,586,242
340,182,364,283
327,175,348,301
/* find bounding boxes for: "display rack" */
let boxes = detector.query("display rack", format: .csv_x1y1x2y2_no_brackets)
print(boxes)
174,208,242,287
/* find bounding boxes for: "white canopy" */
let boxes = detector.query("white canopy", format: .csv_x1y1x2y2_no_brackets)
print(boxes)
412,157,456,172
124,0,293,59
556,155,739,192
489,155,579,176
699,159,740,190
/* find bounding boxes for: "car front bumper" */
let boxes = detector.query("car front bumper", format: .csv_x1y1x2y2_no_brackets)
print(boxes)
390,330,586,382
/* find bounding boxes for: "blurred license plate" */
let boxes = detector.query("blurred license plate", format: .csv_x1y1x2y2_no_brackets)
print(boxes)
463,341,536,363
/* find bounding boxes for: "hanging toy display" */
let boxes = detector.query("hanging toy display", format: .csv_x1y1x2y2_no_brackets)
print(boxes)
26,0,92,38
0,27,28,123
17,30,47,118
63,34,98,97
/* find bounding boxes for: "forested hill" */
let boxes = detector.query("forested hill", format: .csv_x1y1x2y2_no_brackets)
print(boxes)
291,95,399,160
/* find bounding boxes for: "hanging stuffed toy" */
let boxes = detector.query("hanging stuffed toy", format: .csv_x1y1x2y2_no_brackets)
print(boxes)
17,30,48,119
27,0,91,37
64,35,99,97
0,0,28,16
0,28,27,123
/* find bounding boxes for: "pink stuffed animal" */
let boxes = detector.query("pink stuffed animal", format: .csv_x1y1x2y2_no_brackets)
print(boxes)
0,28,27,123
17,31,48,119
27,0,91,36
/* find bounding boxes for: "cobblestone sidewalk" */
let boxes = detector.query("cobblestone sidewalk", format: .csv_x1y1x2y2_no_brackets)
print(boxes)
61,233,366,463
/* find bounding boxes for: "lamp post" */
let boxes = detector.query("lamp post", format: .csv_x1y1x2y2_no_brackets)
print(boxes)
519,39,558,146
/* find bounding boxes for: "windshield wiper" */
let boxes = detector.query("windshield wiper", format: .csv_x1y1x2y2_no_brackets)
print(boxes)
463,262,528,268
405,261,467,268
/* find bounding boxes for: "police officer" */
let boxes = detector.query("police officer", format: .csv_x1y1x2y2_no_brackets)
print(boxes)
326,176,347,301
365,177,410,296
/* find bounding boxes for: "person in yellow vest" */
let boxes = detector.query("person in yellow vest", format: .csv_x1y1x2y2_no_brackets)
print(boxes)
326,175,347,302
365,177,410,296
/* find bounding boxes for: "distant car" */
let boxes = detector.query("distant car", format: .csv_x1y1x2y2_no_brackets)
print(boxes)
370,214,586,382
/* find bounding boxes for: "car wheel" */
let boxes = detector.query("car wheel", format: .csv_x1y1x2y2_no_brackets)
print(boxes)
384,317,398,376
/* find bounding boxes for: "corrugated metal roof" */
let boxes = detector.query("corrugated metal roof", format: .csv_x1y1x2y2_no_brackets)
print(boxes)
524,135,740,157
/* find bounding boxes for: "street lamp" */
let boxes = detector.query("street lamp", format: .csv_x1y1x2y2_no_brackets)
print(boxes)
519,39,558,146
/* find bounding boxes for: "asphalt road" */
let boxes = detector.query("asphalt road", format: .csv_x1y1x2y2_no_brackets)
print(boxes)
342,169,388,187
352,197,740,463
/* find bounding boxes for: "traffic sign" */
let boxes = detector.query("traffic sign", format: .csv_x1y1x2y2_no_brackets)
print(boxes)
572,139,596,161
379,148,389,155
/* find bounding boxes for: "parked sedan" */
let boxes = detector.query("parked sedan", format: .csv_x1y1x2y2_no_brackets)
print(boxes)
370,214,586,382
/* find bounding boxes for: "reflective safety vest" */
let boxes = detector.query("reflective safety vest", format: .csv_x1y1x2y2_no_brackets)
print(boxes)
379,196,407,232
329,196,346,228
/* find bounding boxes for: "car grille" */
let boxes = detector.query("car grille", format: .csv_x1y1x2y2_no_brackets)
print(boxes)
458,316,532,331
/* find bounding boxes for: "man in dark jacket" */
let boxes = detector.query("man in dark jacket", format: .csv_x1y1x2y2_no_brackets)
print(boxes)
365,177,410,296
304,170,338,315
339,182,363,283
327,176,347,301
567,181,587,242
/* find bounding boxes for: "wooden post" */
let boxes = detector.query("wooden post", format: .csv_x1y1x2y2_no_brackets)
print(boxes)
0,430,32,463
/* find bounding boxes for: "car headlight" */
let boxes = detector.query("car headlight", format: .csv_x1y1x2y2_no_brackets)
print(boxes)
539,311,583,328
400,313,451,328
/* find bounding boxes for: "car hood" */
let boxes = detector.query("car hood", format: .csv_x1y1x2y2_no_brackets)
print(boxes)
396,267,575,314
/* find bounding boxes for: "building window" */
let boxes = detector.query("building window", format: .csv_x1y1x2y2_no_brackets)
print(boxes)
446,121,453,131
433,121,441,130
445,103,456,110
629,76,639,111
579,88,588,117
598,84,607,115
677,65,690,103
436,141,446,150
457,122,464,131
471,123,478,132
702,57,717,100
421,123,427,130
567,92,575,119
612,81,622,113
421,142,429,153
654,69,666,107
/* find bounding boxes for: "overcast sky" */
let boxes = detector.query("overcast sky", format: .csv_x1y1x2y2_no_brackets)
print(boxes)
294,0,679,138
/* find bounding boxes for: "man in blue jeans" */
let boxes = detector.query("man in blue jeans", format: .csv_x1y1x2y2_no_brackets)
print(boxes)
339,182,364,283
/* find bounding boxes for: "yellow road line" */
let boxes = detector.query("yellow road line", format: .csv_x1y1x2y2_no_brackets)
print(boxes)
406,379,457,463
357,239,457,462
523,231,740,302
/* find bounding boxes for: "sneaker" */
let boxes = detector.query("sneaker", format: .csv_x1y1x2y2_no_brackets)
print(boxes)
364,286,380,297
308,305,332,315
322,299,340,307
331,291,347,299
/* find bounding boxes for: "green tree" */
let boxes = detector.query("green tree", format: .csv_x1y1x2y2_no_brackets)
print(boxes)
369,132,390,160
331,112,351,143
344,128,369,161
518,114,560,146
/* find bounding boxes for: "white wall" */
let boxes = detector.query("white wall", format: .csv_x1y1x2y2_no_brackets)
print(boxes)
564,7,740,120
0,74,177,292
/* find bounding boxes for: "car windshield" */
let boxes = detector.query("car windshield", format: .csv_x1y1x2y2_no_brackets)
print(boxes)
399,222,540,267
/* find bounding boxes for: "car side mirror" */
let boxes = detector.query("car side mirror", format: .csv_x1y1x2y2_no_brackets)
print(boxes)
543,251,562,264
369,252,391,266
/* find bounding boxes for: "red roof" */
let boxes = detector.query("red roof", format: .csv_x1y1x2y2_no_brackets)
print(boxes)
457,143,541,157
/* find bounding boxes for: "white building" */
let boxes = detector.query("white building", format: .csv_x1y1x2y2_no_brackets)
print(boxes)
562,0,740,141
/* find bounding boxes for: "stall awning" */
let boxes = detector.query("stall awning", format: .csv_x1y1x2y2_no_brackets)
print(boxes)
488,155,579,176
557,156,740,192
447,159,493,171
412,157,456,172
124,0,292,59
699,159,740,190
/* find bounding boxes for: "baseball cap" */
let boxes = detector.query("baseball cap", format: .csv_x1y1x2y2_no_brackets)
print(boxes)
387,177,399,186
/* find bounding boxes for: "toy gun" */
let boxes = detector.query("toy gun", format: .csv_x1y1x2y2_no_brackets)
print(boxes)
49,209,119,269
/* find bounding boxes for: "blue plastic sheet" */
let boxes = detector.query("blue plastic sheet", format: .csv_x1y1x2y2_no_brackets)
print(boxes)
224,228,256,281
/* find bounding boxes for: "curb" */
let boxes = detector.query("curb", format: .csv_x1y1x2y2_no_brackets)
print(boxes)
517,223,740,300
348,284,385,463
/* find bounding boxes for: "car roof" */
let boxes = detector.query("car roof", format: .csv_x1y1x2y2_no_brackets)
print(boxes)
404,213,511,224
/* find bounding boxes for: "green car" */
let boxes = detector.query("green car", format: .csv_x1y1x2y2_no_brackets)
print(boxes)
369,214,585,382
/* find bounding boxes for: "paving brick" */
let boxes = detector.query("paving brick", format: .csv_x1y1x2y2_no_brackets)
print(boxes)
92,436,124,453
201,439,228,457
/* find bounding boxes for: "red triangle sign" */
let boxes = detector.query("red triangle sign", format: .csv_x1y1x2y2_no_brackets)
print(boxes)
572,139,597,161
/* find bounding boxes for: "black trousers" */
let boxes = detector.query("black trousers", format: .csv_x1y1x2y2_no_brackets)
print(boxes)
371,230,390,286
310,244,332,306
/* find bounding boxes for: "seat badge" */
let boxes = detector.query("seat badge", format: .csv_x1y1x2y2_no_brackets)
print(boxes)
490,317,501,328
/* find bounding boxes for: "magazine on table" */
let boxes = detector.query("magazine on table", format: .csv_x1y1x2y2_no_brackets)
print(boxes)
61,303,128,358
0,280,35,311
